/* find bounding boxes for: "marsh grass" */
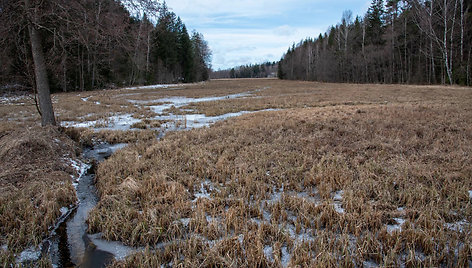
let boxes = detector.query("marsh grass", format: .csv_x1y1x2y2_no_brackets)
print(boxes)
88,91,471,266
64,127,159,146
1,79,471,267
0,125,80,265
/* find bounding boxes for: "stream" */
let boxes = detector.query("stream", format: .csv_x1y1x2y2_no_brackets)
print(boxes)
46,143,132,268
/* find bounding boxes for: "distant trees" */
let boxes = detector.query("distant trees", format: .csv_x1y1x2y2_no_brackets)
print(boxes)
211,62,278,79
192,32,212,81
278,0,471,85
0,0,211,125
150,3,211,83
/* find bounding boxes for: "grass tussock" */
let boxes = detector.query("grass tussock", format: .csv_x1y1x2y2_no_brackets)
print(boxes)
63,127,159,146
89,95,472,266
0,125,80,263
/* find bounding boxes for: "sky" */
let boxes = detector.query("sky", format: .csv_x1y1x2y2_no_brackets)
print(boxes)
165,0,372,70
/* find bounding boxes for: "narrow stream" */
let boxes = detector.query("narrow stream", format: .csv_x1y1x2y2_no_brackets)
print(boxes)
47,143,130,268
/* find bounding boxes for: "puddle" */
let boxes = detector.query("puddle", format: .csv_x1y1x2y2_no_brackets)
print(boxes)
133,91,253,106
61,89,274,133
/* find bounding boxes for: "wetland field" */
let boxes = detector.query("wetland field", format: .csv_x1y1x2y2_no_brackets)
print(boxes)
1,79,471,267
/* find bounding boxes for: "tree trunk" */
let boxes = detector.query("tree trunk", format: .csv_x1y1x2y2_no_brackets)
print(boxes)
26,0,56,126
467,49,471,86
62,50,67,92
443,0,453,85
460,0,463,62
430,0,436,84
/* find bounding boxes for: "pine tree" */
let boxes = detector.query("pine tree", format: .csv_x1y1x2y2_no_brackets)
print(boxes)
179,25,195,82
366,0,386,46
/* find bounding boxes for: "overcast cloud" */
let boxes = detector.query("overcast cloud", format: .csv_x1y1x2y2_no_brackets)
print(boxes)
165,0,371,70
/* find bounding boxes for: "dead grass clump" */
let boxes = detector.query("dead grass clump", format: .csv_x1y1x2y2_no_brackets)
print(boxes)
130,119,164,130
0,126,79,264
63,127,159,145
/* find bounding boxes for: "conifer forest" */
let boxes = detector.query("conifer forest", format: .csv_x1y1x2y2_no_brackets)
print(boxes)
278,0,472,86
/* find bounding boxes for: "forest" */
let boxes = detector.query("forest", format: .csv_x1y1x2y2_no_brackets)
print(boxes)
211,62,278,79
278,0,472,85
0,0,212,93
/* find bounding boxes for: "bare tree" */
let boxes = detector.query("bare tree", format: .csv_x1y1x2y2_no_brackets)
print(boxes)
411,0,457,84
24,0,56,126
342,10,353,54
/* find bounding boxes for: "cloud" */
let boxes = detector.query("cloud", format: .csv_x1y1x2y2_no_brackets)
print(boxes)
273,25,297,37
165,0,372,70
205,26,324,70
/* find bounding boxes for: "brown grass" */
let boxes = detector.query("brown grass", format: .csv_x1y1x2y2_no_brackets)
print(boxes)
181,80,472,116
1,79,471,266
85,80,471,266
64,127,159,146
0,124,81,264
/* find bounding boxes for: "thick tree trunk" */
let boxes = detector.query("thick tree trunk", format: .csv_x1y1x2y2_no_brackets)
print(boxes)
26,1,56,126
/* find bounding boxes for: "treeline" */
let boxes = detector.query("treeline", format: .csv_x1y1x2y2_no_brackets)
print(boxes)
278,0,472,85
0,0,211,93
211,62,278,79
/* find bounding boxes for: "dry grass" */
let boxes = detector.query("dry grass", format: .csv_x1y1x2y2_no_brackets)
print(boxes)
182,80,472,116
85,80,472,266
1,79,471,267
0,124,80,265
64,127,159,146
51,81,256,123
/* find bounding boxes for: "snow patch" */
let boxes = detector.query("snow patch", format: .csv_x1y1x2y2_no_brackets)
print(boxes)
333,190,343,201
468,190,472,200
387,218,406,233
62,113,141,131
193,180,216,201
179,218,191,227
281,246,290,267
0,95,29,104
445,219,469,232
69,159,90,181
128,89,256,109
62,90,277,133
264,246,274,262
123,84,182,90
332,190,345,214
363,260,378,267
16,246,41,264
89,233,144,261
60,207,69,216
